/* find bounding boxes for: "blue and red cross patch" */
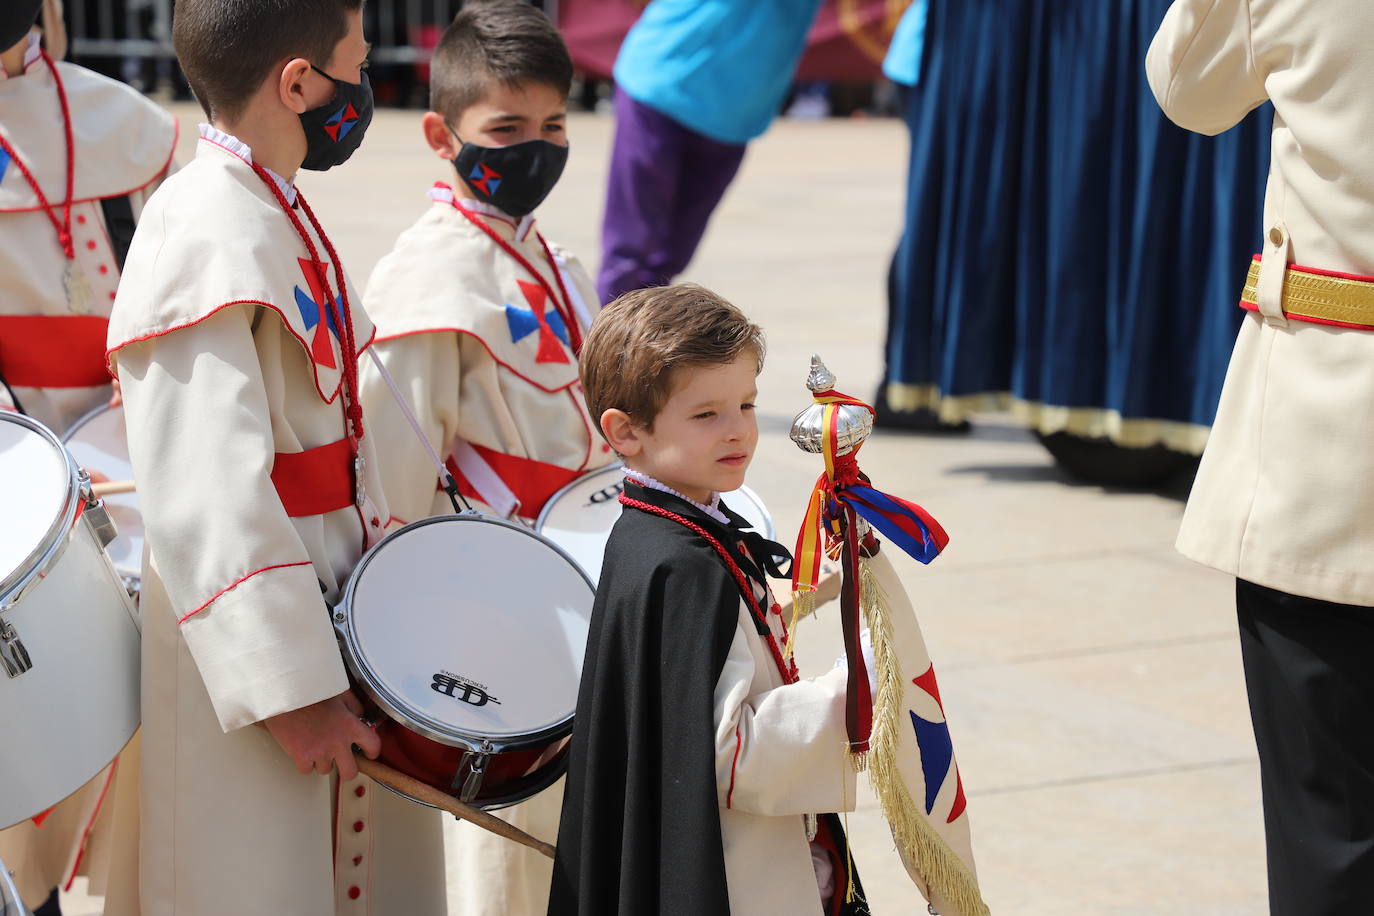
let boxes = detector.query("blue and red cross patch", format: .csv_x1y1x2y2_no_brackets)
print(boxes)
467,163,502,197
323,103,361,143
504,279,569,365
293,257,341,369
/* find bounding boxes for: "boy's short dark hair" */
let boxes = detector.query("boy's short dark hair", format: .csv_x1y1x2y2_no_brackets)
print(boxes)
429,0,573,123
173,0,362,120
581,284,765,433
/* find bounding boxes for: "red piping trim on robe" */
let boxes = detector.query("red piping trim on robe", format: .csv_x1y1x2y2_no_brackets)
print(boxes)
177,561,314,624
106,299,376,406
0,114,179,214
373,326,579,394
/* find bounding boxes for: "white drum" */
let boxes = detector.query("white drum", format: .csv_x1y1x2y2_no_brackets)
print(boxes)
337,512,595,809
0,412,141,830
536,464,775,584
64,404,141,594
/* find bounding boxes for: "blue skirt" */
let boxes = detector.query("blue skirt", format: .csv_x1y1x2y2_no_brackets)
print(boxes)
882,0,1271,452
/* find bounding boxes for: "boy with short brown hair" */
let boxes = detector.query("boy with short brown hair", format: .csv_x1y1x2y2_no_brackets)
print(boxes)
106,1,445,913
357,3,606,912
549,284,869,915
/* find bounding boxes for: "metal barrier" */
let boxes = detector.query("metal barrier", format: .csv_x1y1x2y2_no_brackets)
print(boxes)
64,0,545,88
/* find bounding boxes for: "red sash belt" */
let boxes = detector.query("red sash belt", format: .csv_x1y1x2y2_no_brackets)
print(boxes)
441,442,581,518
271,437,355,517
0,315,111,388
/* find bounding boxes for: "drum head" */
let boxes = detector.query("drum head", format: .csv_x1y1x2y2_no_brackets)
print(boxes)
341,514,594,751
64,405,141,580
0,413,76,599
536,464,775,583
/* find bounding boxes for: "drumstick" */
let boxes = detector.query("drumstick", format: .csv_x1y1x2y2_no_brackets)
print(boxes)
352,754,556,860
91,480,136,497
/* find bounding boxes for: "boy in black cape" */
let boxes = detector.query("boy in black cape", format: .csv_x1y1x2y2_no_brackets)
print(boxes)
548,284,870,915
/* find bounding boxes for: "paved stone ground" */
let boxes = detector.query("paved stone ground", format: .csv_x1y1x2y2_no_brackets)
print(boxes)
62,103,1266,914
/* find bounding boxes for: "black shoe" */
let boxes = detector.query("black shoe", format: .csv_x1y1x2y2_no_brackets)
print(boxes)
34,888,62,916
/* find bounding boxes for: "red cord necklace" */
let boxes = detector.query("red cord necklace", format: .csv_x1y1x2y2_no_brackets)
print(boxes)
0,49,91,312
620,494,799,684
448,200,584,355
247,161,367,496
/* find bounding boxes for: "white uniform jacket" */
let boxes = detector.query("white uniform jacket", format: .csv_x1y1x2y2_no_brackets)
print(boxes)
1149,0,1374,605
105,133,445,916
359,187,609,916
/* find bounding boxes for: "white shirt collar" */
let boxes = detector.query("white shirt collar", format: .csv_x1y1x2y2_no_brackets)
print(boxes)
623,468,729,525
198,123,298,206
0,32,43,81
428,183,536,241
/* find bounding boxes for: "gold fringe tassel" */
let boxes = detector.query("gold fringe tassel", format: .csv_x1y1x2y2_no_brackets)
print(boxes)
859,560,991,916
784,589,815,659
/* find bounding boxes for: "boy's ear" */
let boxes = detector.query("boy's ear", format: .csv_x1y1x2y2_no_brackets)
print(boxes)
422,112,460,160
600,409,642,457
278,57,314,115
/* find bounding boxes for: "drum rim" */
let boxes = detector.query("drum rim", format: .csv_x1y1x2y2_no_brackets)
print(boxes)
0,412,85,611
534,461,777,541
62,402,116,442
337,510,595,754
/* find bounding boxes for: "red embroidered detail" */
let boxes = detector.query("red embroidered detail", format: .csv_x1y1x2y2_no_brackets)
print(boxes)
352,820,365,833
347,886,361,900
726,727,742,809
619,495,798,684
913,665,944,710
354,785,366,798
947,769,968,823
177,561,314,624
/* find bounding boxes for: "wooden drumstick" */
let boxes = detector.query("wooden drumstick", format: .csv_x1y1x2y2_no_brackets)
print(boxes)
352,754,556,860
91,479,136,497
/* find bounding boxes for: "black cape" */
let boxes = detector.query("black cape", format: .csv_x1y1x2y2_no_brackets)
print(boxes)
547,482,868,916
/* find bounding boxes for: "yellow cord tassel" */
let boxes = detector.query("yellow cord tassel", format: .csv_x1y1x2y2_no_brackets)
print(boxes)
784,589,815,659
859,560,991,916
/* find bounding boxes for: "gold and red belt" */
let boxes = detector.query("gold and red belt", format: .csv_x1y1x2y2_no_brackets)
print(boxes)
0,314,111,388
1241,256,1374,330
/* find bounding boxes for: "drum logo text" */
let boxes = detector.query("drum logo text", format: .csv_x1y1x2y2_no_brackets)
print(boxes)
584,482,624,507
431,670,502,707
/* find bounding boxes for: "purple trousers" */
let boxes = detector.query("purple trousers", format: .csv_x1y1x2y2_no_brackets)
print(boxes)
597,88,748,304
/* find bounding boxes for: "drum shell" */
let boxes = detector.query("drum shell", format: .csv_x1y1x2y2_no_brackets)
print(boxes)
0,510,141,829
336,513,593,810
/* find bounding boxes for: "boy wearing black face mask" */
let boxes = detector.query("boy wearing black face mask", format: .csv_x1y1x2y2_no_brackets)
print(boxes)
104,1,446,914
357,3,605,913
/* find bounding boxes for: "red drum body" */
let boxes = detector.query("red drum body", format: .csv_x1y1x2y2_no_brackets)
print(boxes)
336,513,594,810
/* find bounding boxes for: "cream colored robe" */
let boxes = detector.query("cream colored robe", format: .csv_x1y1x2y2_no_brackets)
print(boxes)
0,50,174,911
360,188,609,916
106,136,445,916
1150,0,1374,605
0,50,175,433
714,556,856,915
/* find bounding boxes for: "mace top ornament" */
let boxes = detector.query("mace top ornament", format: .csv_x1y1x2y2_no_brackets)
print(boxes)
789,355,874,456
